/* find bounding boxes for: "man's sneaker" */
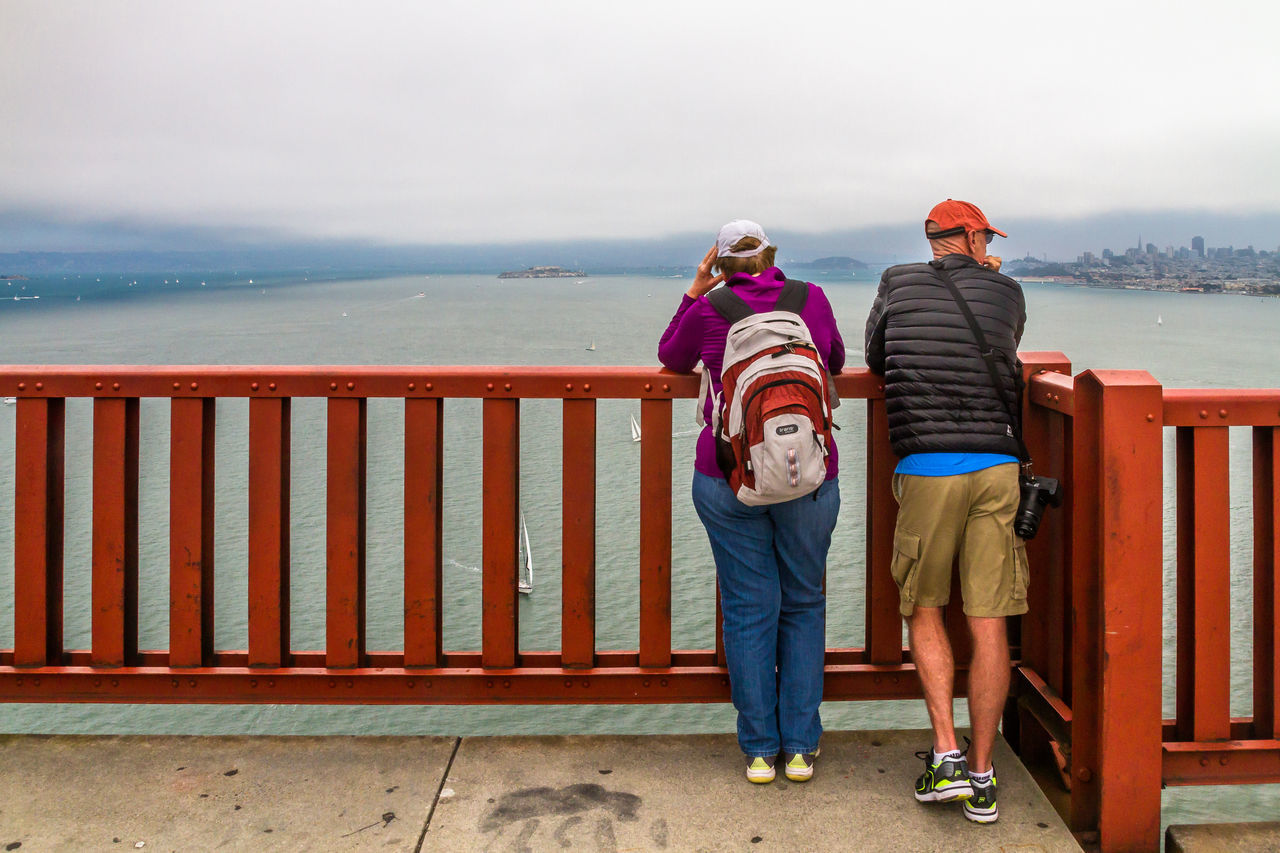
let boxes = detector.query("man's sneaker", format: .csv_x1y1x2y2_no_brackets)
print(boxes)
963,768,998,823
783,747,820,782
745,754,777,784
913,748,973,803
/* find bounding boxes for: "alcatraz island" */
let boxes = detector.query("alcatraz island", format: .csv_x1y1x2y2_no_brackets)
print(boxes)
497,265,585,279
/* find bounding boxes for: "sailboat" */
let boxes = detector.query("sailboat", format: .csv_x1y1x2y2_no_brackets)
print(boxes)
1157,314,1163,326
630,414,642,443
517,511,533,595
585,340,596,351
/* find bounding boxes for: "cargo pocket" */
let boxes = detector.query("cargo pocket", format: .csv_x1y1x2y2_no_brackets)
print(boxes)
1011,535,1029,601
890,530,922,601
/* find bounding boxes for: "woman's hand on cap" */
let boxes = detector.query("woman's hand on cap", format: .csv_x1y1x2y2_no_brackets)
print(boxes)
687,245,724,299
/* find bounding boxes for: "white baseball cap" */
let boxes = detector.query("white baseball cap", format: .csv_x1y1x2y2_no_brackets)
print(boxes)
716,219,771,258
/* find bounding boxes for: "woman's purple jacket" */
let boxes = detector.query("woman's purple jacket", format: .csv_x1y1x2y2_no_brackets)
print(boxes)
657,267,847,481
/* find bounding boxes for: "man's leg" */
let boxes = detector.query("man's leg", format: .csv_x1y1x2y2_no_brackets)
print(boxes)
906,605,957,754
965,615,1010,773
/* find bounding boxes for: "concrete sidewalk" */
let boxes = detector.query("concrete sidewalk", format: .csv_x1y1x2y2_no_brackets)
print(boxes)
0,730,1081,851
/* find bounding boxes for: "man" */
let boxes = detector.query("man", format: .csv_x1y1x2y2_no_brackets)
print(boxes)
864,199,1027,824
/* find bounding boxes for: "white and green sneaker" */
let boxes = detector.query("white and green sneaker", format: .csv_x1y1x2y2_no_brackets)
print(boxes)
783,748,820,782
913,748,973,803
963,767,998,823
745,754,778,784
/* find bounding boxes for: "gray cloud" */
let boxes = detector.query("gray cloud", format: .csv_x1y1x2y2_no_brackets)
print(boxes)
3,0,1279,246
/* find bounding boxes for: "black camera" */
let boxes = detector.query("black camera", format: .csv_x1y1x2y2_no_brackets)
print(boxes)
1014,475,1063,540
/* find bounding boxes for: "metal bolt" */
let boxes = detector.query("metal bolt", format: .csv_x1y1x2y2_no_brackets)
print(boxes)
346,679,353,688
565,383,573,391
95,382,103,390
1046,392,1053,400
408,383,415,391
14,678,21,686
330,382,338,391
329,680,337,688
112,382,121,391
268,382,277,391
16,382,24,390
1200,410,1209,419
1201,757,1210,766
35,382,42,390
346,381,355,390
1220,756,1229,765
487,383,495,391
564,680,573,688
267,680,275,687
425,383,433,391
1077,767,1093,781
249,679,257,688
188,679,196,687
111,679,119,687
31,678,39,686
1147,414,1156,422
407,680,415,688
485,680,494,688
581,680,589,688
583,383,591,392
663,384,671,392
424,679,432,688
172,680,180,688
190,382,198,390
660,678,669,687
251,382,260,391
504,382,512,391
643,679,651,687
644,383,652,391
1219,409,1228,418
1053,394,1060,402
173,382,180,390
503,680,511,688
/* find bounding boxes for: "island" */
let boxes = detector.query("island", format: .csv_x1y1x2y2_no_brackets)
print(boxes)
498,266,586,279
791,256,868,271
1,275,29,281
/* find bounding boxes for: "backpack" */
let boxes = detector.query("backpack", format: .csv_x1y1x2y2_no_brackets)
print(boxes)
699,279,835,505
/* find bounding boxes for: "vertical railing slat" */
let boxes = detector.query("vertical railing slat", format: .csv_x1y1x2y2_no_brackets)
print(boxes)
404,397,444,667
1175,426,1232,741
482,398,520,668
169,397,216,667
91,397,140,667
327,397,367,668
248,397,290,667
638,398,672,668
865,397,902,664
1254,426,1280,738
14,398,65,667
561,398,596,668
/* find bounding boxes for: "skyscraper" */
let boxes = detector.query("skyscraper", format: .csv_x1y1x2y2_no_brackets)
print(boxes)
1192,236,1205,257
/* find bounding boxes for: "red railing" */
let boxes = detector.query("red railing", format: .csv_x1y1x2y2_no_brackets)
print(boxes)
1013,367,1280,850
2,363,940,705
5,357,1277,851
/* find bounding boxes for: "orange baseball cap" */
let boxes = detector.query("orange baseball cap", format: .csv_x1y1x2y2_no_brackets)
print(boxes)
925,199,1007,238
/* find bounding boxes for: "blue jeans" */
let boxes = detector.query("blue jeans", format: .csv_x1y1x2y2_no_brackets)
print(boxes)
692,471,839,757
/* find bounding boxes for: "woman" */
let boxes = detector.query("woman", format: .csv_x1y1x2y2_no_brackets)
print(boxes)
658,220,844,784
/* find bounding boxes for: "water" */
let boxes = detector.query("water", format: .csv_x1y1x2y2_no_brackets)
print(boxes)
1,270,1277,830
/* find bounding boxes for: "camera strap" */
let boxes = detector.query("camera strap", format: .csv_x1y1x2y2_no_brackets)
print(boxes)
930,262,1032,471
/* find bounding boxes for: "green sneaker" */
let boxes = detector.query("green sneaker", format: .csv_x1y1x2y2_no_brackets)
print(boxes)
963,768,998,823
913,748,973,803
783,747,820,782
745,753,777,784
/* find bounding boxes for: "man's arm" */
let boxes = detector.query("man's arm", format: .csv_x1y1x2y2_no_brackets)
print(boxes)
864,270,891,375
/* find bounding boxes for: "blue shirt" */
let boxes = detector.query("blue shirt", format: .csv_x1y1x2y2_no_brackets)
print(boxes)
895,452,1018,477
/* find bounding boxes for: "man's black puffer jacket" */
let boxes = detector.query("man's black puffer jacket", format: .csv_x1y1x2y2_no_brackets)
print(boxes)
864,253,1026,458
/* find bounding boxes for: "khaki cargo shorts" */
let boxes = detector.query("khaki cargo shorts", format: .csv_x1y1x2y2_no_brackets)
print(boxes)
890,463,1029,618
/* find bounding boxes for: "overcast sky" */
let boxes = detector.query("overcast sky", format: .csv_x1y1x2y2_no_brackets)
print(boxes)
3,0,1278,248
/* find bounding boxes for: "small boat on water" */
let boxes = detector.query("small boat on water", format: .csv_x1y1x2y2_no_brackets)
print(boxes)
631,414,641,443
517,511,533,595
1157,314,1163,326
2,397,16,405
585,340,596,351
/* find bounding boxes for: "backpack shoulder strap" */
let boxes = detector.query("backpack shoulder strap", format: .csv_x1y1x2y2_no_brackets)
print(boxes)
705,285,754,324
775,278,809,314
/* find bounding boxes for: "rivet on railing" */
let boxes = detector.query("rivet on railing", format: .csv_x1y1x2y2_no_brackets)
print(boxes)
564,679,573,688
31,678,39,686
329,680,337,688
1200,410,1209,419
425,383,433,391
330,382,338,391
407,680,415,688
643,679,651,687
189,382,198,391
249,679,258,688
17,382,25,390
94,679,102,687
346,679,353,688
346,381,355,391
1046,391,1053,400
424,679,432,688
95,382,103,390
267,680,275,688
172,680,180,688
583,383,591,392
188,679,196,687
251,382,260,391
1077,767,1093,781
111,679,119,687
663,384,670,392
644,383,652,391
581,680,589,688
1220,756,1230,765
503,680,511,688
660,678,669,687
486,383,495,391
1219,409,1228,418
15,678,21,686
268,382,276,391
565,383,573,391
34,382,42,391
173,382,180,390
112,382,121,391
408,383,415,391
1052,394,1060,402
485,680,494,688
1147,414,1156,422
504,382,512,391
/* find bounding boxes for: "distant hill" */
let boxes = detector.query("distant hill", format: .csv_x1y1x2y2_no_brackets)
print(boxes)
792,256,868,270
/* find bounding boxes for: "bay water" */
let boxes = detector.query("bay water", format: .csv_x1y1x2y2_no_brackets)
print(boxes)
1,269,1277,829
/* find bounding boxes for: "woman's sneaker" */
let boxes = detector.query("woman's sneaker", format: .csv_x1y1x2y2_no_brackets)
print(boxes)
783,747,820,782
963,768,998,823
913,748,973,803
745,754,777,784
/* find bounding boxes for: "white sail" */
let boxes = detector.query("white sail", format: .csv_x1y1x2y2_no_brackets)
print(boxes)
630,414,641,443
1157,315,1163,326
517,510,533,595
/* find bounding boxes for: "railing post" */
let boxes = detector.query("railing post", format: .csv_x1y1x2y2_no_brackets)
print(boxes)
865,395,901,665
1255,426,1280,738
327,397,368,668
14,398,65,667
1073,370,1164,852
91,397,140,667
639,397,672,668
248,397,291,667
404,397,445,667
482,397,520,668
561,398,597,668
170,397,216,667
